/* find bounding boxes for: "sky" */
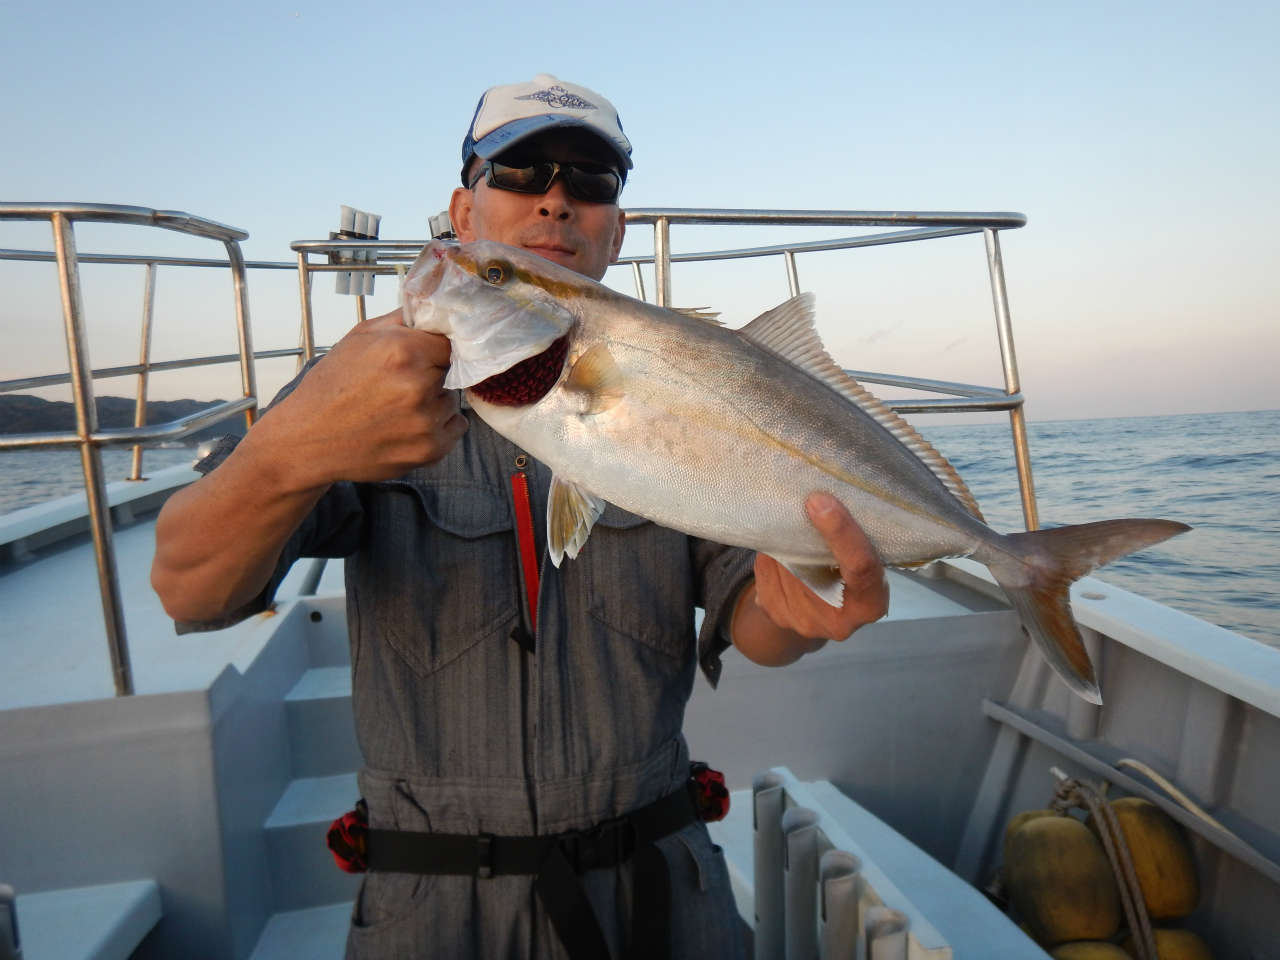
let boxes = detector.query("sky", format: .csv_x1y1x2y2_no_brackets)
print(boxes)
2,0,1277,425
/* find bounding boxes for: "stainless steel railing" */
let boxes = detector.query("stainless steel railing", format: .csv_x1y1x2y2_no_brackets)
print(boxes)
0,203,263,696
292,207,1039,529
0,204,1036,697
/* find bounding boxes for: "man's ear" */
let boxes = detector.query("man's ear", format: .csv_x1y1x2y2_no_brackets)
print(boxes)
449,187,476,242
609,208,626,262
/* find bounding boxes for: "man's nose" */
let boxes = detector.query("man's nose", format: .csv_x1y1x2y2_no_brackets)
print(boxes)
537,178,575,220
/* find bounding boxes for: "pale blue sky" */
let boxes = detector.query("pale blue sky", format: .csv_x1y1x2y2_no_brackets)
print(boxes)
2,0,1277,422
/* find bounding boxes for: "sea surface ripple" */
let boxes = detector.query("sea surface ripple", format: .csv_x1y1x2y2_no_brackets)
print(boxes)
920,409,1280,648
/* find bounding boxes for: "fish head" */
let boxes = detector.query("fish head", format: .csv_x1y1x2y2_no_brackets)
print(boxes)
402,238,581,391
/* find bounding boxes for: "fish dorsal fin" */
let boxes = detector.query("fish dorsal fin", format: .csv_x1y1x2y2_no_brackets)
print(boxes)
564,343,625,414
547,475,606,566
739,294,985,522
671,307,723,325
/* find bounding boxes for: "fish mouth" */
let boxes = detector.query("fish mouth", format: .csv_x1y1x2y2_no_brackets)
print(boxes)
407,239,455,300
469,334,571,406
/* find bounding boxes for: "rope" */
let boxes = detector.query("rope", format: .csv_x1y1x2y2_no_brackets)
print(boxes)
1115,758,1239,838
1049,767,1159,960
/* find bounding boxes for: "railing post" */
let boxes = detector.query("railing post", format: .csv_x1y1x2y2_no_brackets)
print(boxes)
296,250,317,369
984,228,1039,531
129,262,157,480
225,240,258,431
630,261,646,301
653,216,671,307
784,249,800,297
52,212,134,696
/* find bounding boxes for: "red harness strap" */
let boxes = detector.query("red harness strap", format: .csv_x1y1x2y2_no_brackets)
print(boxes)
511,469,540,632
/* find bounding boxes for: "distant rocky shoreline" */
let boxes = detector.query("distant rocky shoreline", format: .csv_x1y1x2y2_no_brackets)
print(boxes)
0,395,249,442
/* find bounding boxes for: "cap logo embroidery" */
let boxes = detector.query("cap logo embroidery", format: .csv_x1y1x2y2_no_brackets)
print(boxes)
516,85,596,111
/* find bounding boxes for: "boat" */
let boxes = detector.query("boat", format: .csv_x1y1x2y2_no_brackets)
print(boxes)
1,202,1277,959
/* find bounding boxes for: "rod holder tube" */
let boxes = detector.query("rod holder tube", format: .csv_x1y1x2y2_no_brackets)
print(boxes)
297,250,318,369
819,850,860,959
782,806,821,960
752,773,786,960
864,906,908,960
52,212,134,697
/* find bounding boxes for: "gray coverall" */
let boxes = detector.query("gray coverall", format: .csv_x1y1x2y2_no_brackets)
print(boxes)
188,381,753,959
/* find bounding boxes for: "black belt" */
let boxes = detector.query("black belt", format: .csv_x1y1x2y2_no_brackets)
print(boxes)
366,786,698,960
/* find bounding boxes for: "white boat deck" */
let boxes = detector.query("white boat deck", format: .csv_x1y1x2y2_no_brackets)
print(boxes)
0,466,999,710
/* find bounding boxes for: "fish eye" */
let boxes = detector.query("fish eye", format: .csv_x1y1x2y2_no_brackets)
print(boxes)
485,263,505,284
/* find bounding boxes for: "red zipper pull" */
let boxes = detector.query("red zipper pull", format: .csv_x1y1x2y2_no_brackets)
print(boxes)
510,455,540,638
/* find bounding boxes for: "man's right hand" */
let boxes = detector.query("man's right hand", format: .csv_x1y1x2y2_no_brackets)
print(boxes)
270,307,469,488
151,307,467,622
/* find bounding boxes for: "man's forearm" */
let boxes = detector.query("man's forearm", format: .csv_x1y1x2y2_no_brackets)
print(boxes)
150,427,328,623
729,580,828,666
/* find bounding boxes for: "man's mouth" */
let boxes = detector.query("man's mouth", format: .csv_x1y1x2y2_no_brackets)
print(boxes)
522,240,576,261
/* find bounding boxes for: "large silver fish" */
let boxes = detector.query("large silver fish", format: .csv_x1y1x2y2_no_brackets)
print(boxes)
402,239,1189,703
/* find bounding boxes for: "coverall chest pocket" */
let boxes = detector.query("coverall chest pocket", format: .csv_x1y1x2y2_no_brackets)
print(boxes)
362,480,519,678
584,503,695,661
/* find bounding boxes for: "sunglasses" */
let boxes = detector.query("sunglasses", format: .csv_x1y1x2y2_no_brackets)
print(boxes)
469,159,623,204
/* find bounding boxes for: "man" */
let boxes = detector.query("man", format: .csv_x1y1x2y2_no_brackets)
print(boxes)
152,74,887,959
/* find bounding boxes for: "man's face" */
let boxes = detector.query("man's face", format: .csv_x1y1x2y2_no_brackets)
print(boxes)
448,131,626,282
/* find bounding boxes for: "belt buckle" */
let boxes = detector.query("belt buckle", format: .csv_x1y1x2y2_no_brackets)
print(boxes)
477,833,494,879
563,815,633,873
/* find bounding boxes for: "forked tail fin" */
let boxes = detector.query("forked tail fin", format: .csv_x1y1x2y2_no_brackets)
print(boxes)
988,519,1191,704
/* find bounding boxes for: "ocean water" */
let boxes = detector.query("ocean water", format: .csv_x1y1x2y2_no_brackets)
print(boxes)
918,410,1280,647
1,411,1277,646
0,446,200,513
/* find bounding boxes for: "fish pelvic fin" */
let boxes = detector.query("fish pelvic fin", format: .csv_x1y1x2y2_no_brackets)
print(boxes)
989,518,1192,704
738,293,985,522
547,475,606,566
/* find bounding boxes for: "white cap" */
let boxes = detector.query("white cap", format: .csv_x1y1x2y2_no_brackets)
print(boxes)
460,74,632,184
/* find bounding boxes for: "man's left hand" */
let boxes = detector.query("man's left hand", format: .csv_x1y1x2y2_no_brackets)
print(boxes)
731,492,888,666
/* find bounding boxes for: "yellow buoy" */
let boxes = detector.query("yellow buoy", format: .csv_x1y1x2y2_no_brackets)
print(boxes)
1006,815,1122,945
1089,797,1199,919
1051,942,1131,960
1004,809,1060,858
1122,927,1213,960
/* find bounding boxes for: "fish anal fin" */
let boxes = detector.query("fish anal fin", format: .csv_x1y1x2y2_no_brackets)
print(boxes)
738,292,985,522
547,475,606,566
778,558,845,610
565,343,625,414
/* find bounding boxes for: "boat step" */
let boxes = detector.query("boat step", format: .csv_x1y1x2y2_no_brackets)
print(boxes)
248,901,352,960
284,665,358,778
10,879,161,960
264,773,362,911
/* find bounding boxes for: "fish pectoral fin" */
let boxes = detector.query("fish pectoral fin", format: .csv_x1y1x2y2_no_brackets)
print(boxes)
778,559,846,609
564,343,625,414
547,475,606,566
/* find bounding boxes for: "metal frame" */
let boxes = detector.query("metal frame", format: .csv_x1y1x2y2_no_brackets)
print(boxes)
0,203,260,696
1,204,1036,696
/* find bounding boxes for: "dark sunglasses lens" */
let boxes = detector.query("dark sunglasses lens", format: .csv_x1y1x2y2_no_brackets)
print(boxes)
488,161,620,203
488,161,547,193
565,167,621,203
